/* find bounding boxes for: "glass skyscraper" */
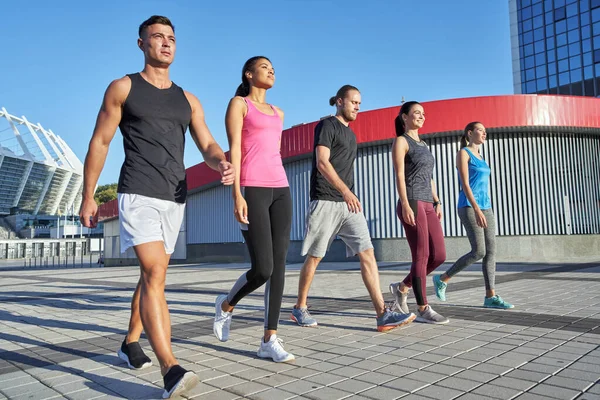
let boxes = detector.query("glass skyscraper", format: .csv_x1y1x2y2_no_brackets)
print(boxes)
510,0,600,96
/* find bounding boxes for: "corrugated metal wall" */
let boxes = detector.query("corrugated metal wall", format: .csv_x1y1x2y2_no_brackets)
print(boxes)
186,130,600,244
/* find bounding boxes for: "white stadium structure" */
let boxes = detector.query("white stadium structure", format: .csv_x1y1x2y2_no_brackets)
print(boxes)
0,107,83,216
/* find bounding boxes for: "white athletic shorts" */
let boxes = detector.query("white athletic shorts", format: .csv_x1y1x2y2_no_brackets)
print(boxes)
118,193,185,255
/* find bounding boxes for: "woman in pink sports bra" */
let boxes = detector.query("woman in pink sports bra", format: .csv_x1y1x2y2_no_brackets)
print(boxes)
212,56,294,363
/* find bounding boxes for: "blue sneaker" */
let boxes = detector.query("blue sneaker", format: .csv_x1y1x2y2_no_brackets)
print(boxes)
290,306,317,327
376,309,416,332
433,275,447,302
483,295,514,309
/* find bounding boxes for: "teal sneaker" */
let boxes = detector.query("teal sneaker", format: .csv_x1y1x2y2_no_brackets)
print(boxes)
483,295,514,309
433,275,447,302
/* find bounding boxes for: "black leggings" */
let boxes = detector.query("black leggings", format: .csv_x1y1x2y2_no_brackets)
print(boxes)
227,187,292,331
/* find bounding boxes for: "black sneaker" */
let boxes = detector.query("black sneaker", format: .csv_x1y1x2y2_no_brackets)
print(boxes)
117,339,152,370
162,365,199,399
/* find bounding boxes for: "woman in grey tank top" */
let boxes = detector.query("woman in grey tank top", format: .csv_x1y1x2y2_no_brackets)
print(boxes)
388,101,449,325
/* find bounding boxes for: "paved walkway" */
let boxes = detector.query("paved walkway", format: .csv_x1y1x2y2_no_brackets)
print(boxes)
0,260,599,399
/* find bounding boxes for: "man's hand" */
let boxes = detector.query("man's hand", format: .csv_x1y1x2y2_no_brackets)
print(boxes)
79,197,99,228
218,161,235,185
343,190,362,213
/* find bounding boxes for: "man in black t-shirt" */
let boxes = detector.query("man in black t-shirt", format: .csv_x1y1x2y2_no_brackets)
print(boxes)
290,85,415,332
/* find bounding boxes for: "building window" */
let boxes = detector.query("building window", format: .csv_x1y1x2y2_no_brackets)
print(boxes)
556,19,567,34
559,59,570,72
595,35,600,49
523,6,533,19
524,31,534,44
570,55,582,69
525,43,535,56
567,16,579,30
593,0,600,9
584,77,594,95
537,77,548,90
557,45,569,59
555,6,567,21
569,42,581,56
571,68,583,82
537,65,548,77
527,68,536,80
549,74,558,88
545,11,554,25
536,52,547,65
534,27,545,41
567,3,578,17
568,29,580,43
526,55,536,68
523,19,533,32
547,36,556,50
559,71,571,84
596,63,600,76
534,15,545,29
535,39,546,53
549,62,558,74
548,49,557,62
533,2,544,16
581,0,590,13
555,0,566,7
584,51,593,65
557,33,568,46
583,38,592,52
593,8,600,22
527,81,537,92
581,12,590,26
546,23,555,36
582,25,591,39
594,49,600,63
584,65,594,79
594,21,600,35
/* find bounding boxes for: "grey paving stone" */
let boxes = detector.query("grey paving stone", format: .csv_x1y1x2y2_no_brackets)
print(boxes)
513,392,559,400
278,379,323,396
529,383,582,399
543,376,594,392
453,369,498,383
402,370,447,384
227,381,271,396
247,388,297,400
383,377,430,393
305,373,346,386
354,371,398,386
505,369,551,383
471,383,523,399
304,386,352,400
436,376,482,392
330,378,375,394
359,385,409,400
413,384,463,400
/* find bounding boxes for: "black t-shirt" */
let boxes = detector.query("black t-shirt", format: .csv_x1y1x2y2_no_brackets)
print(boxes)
310,116,357,201
117,73,192,203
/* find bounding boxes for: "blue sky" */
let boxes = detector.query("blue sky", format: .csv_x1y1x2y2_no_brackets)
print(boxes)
2,0,513,185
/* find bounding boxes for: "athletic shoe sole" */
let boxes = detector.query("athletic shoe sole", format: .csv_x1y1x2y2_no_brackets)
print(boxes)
257,349,296,363
290,314,318,327
415,316,450,324
483,304,515,309
377,313,416,332
117,348,152,370
162,371,199,399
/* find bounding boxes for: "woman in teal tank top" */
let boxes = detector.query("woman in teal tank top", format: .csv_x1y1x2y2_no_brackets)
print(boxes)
432,122,514,309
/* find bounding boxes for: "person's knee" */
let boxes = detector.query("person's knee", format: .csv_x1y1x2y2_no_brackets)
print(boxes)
140,264,167,289
358,248,377,268
304,255,322,268
472,246,485,261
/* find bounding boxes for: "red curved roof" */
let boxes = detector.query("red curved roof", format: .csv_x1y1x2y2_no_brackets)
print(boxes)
100,94,600,220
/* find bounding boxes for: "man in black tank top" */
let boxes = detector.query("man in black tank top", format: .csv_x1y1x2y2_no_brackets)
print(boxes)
79,16,234,398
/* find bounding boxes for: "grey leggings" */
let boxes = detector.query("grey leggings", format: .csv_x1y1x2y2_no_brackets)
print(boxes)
445,207,496,290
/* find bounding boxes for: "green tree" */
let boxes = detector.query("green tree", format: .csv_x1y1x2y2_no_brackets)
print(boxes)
94,183,118,205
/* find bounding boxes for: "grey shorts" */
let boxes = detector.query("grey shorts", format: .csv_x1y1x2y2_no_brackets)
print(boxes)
301,200,373,258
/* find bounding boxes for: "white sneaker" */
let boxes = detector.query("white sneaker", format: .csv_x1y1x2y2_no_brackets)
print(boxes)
213,294,232,342
257,335,295,363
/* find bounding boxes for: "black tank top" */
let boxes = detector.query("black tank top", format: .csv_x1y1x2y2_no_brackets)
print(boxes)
117,73,192,203
403,134,435,203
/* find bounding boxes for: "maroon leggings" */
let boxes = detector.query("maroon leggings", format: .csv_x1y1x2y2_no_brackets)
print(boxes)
397,200,446,306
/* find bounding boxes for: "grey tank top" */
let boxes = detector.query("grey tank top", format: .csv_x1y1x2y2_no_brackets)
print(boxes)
403,134,434,203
